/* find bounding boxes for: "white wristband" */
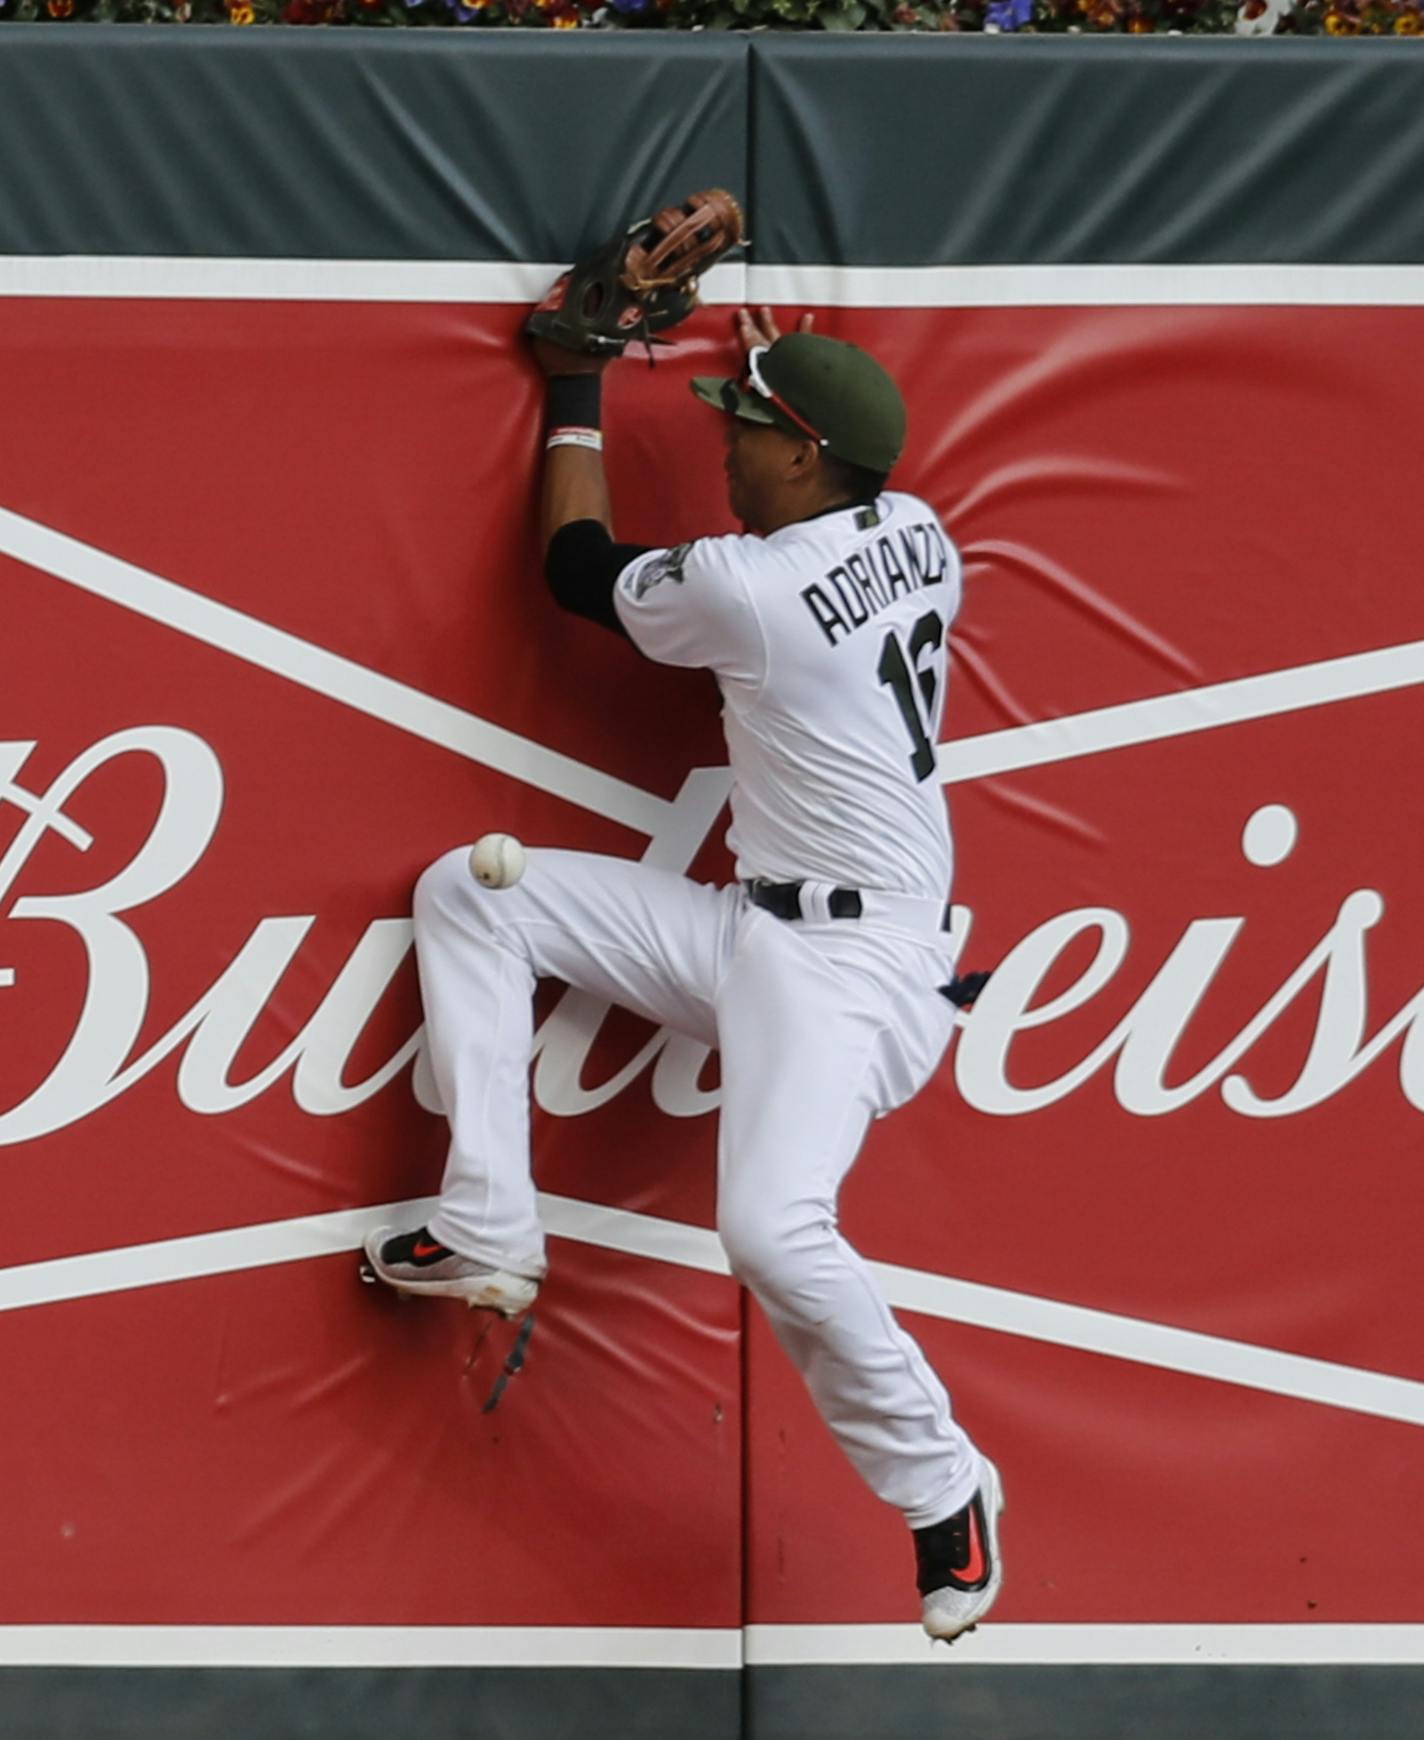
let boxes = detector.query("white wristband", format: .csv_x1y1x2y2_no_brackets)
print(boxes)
546,426,604,452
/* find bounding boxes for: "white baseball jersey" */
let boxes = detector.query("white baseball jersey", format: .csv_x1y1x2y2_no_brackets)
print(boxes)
614,491,962,901
412,501,984,1544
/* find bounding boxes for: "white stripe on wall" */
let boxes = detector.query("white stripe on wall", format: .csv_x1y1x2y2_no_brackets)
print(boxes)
0,1624,741,1670
746,263,1424,310
6,500,1420,827
745,1622,1424,1667
6,1195,1424,1431
4,257,1424,308
0,1194,726,1317
0,505,668,839
0,256,570,303
0,256,722,305
0,1622,1418,1669
940,638,1424,784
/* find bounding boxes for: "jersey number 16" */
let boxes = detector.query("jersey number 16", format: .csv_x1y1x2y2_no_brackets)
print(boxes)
876,609,945,783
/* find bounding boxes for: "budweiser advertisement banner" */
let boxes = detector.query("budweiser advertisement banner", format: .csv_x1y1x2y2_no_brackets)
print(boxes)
2,31,1422,1740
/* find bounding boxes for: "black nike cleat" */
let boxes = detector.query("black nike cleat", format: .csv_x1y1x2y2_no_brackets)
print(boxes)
360,1225,539,1318
914,1459,1004,1643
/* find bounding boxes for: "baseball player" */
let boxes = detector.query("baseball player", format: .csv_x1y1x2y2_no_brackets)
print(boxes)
365,303,1002,1642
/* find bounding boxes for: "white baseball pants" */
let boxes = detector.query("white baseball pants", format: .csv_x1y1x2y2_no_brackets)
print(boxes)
412,845,983,1529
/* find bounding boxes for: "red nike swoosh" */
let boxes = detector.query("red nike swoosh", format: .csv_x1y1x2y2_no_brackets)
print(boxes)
412,1240,445,1259
958,1504,986,1585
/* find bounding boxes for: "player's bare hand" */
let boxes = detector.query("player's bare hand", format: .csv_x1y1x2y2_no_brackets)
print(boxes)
735,306,815,353
529,336,613,379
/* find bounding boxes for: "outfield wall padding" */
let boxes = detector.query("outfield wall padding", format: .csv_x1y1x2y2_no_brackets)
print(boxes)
2,29,1422,1740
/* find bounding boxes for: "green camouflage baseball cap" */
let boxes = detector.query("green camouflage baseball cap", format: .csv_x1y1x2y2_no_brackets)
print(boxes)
691,331,907,474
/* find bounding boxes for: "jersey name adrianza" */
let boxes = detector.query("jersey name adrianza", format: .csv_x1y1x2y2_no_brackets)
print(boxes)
801,516,951,648
615,492,962,903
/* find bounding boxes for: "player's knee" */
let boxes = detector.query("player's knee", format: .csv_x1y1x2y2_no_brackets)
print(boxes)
413,847,466,915
718,1213,781,1293
412,845,494,935
717,1196,830,1297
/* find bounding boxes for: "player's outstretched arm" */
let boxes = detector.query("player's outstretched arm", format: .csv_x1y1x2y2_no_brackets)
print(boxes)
532,339,614,548
531,338,651,641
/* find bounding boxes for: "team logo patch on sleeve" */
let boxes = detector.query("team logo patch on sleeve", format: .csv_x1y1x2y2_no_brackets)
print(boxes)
624,542,692,600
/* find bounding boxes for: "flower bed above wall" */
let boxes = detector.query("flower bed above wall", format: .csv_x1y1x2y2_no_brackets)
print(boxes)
3,0,1423,31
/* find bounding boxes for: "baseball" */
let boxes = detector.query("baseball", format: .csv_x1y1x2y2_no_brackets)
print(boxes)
469,833,527,890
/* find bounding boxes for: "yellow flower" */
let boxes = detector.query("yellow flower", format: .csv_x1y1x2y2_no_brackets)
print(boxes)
229,0,256,17
1396,9,1423,29
1323,9,1359,28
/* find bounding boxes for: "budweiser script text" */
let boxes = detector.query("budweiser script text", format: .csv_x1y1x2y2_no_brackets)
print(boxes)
1,728,1420,1143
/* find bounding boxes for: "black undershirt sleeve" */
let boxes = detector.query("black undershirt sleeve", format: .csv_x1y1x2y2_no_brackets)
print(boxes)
544,520,653,640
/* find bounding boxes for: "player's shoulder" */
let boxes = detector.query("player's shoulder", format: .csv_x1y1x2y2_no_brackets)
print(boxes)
684,528,763,567
614,529,769,678
619,531,740,600
874,491,961,567
615,532,771,660
879,489,946,530
678,528,780,589
769,490,945,550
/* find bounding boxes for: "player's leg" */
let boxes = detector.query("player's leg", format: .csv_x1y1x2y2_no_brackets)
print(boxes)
713,911,999,1634
382,844,730,1288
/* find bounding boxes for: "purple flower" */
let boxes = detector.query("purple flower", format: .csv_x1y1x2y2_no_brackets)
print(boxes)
609,0,651,10
986,0,1034,24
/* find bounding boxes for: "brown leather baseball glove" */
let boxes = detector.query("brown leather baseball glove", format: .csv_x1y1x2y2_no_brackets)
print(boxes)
526,189,745,359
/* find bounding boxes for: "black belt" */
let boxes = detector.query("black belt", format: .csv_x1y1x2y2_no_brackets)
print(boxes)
745,879,956,929
745,879,988,1007
745,879,863,921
